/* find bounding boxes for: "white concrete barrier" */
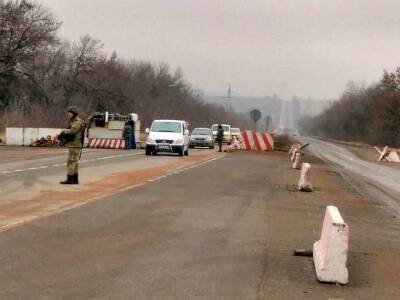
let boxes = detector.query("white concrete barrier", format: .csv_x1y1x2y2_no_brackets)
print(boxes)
375,146,400,163
290,149,298,162
388,151,400,163
5,127,24,145
23,128,39,146
292,152,301,169
298,163,313,192
313,206,349,284
38,128,62,140
6,127,63,145
289,143,300,159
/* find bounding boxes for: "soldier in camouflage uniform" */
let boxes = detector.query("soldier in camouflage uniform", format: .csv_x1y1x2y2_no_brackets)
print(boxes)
216,124,224,152
60,106,85,185
122,122,132,149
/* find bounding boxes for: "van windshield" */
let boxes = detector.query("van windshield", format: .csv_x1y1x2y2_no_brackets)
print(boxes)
151,121,182,133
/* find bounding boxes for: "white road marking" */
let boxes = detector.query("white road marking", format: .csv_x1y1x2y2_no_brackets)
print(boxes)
0,151,145,175
0,153,224,232
156,153,225,181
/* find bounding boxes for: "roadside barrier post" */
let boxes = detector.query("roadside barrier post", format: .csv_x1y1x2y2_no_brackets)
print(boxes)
292,152,301,169
298,163,313,192
313,205,349,284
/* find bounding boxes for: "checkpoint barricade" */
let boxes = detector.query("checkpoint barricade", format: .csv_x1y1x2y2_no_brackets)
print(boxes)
375,146,400,163
241,131,274,151
313,205,349,284
88,138,126,149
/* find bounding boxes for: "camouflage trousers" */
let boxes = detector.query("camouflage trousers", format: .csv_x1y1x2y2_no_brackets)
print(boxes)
67,148,80,176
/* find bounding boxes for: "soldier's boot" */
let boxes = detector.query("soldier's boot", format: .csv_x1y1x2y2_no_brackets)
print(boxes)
72,174,79,184
60,175,74,184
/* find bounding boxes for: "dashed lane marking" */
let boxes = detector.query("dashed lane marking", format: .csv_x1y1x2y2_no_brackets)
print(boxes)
0,153,225,233
0,151,144,175
146,154,225,183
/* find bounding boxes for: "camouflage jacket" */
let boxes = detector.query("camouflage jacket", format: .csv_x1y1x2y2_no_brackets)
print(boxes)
64,116,85,148
216,128,224,141
122,125,133,138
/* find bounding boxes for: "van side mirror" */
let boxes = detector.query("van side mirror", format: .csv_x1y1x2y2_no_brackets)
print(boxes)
184,129,189,135
145,128,150,134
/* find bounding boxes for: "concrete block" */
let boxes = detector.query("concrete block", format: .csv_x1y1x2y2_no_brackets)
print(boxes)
38,128,62,139
291,149,298,162
313,206,349,284
292,152,301,169
5,127,24,145
298,163,313,192
23,128,39,146
387,151,400,163
289,143,301,158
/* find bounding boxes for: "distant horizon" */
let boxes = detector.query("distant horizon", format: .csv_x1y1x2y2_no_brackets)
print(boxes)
203,91,331,101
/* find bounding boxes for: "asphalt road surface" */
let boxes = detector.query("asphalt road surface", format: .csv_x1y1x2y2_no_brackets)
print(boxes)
1,144,400,299
302,137,400,217
0,148,271,299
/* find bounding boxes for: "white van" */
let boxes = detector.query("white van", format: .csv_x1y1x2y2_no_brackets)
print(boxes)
211,124,232,144
145,120,190,156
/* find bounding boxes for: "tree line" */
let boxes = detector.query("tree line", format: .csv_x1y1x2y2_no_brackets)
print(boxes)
0,0,252,131
299,69,400,147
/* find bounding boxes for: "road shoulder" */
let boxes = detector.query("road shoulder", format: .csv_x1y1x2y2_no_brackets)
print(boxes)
258,150,400,299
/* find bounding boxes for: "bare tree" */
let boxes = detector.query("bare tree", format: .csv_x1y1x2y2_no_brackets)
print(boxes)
0,0,60,109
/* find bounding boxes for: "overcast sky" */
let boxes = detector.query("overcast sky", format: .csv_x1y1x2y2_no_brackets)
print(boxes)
36,0,400,99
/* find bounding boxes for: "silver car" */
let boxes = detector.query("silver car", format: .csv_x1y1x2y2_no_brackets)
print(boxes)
189,128,214,149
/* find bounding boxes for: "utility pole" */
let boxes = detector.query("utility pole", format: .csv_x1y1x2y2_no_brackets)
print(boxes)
265,115,271,132
225,84,232,124
225,84,232,113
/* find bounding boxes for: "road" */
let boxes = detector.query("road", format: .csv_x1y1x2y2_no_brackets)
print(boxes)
0,144,400,299
0,147,272,299
0,147,219,230
302,137,400,217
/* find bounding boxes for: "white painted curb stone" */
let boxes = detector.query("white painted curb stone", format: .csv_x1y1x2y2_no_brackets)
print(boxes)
298,163,313,192
292,152,301,169
313,206,349,284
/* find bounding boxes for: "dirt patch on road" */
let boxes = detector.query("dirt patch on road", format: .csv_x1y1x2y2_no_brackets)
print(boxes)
0,153,221,231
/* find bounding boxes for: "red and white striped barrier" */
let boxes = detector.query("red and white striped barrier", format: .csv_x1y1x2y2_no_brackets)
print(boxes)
88,138,126,149
313,206,349,284
241,131,274,151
